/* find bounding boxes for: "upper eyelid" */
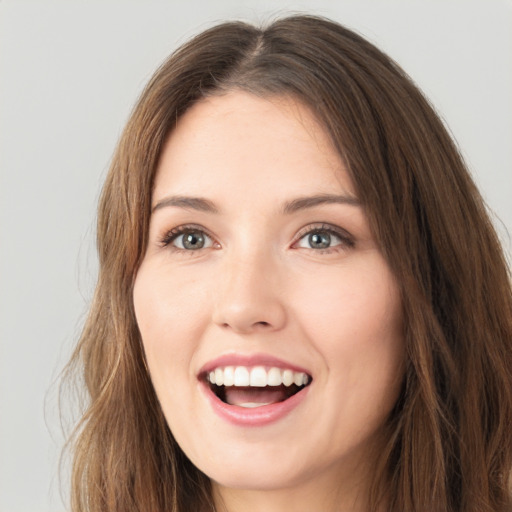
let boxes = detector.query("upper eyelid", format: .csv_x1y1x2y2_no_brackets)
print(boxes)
158,223,216,246
292,223,356,251
294,222,353,240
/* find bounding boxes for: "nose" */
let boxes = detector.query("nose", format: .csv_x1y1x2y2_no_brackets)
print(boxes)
212,249,287,334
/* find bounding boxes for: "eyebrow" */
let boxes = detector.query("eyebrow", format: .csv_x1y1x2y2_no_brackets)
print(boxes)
282,193,360,214
152,196,219,214
151,193,360,215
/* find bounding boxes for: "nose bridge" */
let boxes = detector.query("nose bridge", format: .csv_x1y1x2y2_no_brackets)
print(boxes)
212,242,286,333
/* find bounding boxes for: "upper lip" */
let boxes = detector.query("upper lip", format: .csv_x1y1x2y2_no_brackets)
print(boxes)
198,353,312,379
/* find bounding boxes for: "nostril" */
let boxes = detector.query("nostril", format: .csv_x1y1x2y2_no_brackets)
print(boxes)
220,320,271,331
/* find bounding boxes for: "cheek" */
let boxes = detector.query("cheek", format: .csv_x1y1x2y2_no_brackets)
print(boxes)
293,259,402,342
132,262,211,381
291,256,404,393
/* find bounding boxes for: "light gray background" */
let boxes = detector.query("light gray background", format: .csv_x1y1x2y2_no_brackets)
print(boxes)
1,1,511,511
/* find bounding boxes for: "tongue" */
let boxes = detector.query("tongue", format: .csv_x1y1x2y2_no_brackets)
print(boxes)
224,386,289,407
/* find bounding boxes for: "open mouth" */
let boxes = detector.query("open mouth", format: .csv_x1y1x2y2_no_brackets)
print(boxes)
205,366,312,408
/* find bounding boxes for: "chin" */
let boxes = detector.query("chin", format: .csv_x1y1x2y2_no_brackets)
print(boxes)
209,463,311,492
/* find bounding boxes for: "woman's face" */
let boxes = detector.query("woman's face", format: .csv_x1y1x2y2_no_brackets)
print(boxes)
133,91,404,502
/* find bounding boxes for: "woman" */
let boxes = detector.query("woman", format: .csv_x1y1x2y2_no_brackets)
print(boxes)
65,15,512,512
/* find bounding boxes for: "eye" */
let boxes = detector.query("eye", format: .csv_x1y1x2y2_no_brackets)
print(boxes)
294,224,354,252
296,230,341,250
161,226,215,251
301,231,337,249
174,230,212,250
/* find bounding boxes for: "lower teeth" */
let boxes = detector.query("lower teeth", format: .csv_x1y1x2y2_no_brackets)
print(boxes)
238,402,273,408
213,384,305,407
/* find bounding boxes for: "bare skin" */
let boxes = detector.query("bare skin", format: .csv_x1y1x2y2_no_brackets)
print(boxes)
133,91,404,512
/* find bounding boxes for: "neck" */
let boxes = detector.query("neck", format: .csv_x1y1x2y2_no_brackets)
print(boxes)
211,462,387,512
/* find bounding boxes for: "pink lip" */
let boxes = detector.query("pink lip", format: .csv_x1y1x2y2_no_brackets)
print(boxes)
198,353,312,427
198,353,311,376
199,379,311,427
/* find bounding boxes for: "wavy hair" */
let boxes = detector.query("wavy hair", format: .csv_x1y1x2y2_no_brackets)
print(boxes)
64,15,512,512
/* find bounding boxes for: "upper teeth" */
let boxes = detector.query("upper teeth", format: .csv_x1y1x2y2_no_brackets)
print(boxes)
207,366,310,387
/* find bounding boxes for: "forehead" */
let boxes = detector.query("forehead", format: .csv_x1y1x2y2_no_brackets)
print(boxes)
153,91,354,205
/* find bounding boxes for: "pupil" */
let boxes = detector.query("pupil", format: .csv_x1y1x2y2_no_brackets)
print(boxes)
309,232,330,249
183,231,204,249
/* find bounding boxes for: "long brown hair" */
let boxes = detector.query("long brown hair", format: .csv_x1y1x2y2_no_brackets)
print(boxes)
64,15,512,512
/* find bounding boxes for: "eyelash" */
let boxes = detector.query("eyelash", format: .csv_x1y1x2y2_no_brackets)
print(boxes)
159,224,216,251
158,223,355,254
293,223,355,253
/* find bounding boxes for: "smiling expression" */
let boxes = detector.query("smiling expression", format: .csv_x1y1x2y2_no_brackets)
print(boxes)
133,91,405,500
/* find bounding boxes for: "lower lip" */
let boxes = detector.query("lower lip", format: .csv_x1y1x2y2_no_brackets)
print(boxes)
200,381,310,427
